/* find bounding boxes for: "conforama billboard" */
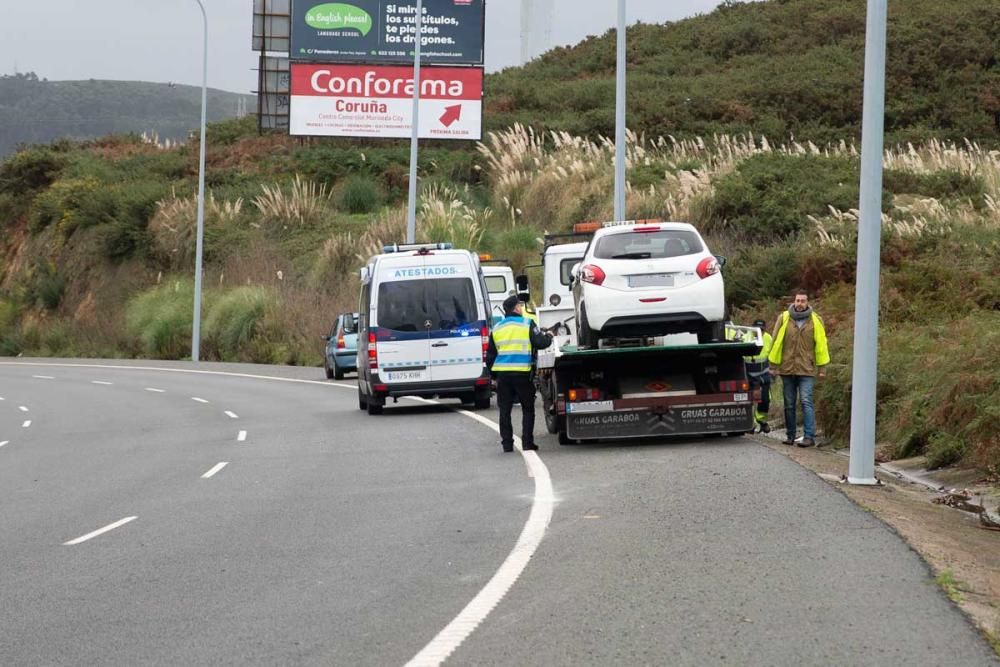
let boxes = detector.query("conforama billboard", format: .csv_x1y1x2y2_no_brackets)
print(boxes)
290,0,485,65
289,63,483,139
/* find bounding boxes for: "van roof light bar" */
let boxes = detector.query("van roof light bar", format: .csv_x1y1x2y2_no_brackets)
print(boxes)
383,242,454,254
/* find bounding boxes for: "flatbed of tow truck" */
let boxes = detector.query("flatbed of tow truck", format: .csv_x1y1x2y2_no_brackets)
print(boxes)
537,334,762,444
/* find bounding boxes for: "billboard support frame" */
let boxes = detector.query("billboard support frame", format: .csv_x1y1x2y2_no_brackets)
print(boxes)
406,0,425,245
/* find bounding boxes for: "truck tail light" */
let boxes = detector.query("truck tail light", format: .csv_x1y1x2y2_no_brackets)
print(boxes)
336,334,346,350
567,387,604,402
696,257,720,279
580,264,606,286
719,380,750,392
368,331,377,370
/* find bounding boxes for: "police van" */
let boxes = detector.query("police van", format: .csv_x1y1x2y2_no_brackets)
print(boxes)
356,243,493,415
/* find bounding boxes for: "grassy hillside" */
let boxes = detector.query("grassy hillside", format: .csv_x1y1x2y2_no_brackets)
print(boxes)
0,73,254,156
0,0,998,473
486,0,1000,144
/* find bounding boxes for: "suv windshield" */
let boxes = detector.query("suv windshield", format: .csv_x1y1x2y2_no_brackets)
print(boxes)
594,230,704,260
377,279,477,331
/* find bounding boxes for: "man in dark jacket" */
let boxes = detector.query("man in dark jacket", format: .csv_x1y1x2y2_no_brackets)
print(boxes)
486,295,553,453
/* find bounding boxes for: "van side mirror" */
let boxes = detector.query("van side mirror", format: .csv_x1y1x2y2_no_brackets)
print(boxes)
515,274,530,303
714,255,728,269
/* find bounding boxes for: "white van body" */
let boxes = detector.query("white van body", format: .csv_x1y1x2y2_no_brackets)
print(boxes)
481,264,515,325
534,241,587,354
357,244,492,413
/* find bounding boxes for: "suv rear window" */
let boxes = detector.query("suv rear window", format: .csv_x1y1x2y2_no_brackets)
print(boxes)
377,279,478,331
594,230,704,260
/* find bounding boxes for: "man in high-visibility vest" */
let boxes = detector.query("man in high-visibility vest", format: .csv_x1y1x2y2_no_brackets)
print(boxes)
746,319,774,433
486,295,553,453
768,289,831,448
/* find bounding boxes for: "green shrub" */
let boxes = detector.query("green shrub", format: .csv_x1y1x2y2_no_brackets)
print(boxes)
0,146,67,195
883,169,986,203
702,153,884,241
203,287,276,361
126,281,194,359
34,267,66,310
338,175,382,214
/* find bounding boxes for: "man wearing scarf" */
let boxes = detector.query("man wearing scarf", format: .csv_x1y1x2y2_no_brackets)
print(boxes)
768,289,831,447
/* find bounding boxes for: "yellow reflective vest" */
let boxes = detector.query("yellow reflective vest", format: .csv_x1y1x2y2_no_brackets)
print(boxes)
768,311,830,373
491,317,533,373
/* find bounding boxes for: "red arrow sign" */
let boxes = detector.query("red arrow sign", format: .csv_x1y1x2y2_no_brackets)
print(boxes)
439,104,462,127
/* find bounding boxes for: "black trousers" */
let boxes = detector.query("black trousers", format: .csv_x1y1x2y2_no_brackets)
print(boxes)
496,373,536,449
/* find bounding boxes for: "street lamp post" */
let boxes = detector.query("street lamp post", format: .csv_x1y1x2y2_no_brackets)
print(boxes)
848,0,888,485
405,0,425,244
613,0,627,221
191,0,209,362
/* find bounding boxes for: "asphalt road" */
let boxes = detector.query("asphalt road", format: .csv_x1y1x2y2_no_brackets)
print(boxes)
1,360,996,666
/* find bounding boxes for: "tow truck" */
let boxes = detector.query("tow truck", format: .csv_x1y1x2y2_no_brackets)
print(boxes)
520,222,762,444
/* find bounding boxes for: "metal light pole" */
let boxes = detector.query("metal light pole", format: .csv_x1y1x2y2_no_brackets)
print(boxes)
405,0,425,244
191,0,209,361
613,0,627,221
848,0,888,485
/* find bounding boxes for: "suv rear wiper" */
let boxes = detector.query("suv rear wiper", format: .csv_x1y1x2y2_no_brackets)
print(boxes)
610,252,652,259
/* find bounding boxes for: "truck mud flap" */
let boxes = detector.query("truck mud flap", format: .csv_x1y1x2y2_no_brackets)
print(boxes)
566,404,754,441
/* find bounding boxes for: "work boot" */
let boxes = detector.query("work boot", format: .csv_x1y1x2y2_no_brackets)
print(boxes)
759,421,771,434
782,436,795,445
500,441,514,453
522,443,539,451
797,437,816,448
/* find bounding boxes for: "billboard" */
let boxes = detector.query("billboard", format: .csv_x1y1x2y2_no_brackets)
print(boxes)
290,0,485,65
289,63,482,139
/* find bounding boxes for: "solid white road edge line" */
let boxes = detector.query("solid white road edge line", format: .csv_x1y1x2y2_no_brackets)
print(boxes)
64,516,137,546
22,420,31,428
237,430,247,442
191,397,209,404
201,462,229,479
144,387,165,393
0,361,553,661
404,398,554,667
224,410,239,419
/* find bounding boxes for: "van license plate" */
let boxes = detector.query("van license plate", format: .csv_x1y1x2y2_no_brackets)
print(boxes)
386,371,426,382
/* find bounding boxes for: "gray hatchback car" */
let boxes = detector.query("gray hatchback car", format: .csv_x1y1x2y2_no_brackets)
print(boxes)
324,312,359,379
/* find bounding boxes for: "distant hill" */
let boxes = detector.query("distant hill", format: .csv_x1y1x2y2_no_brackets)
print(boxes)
486,0,1000,144
0,73,254,155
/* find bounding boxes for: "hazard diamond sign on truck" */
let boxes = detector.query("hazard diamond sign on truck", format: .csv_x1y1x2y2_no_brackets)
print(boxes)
289,63,482,140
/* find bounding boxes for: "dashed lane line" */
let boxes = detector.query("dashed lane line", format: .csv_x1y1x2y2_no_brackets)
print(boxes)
63,516,137,546
19,406,28,412
191,397,210,404
224,411,239,419
144,387,166,393
91,381,113,386
201,462,229,479
0,441,8,448
237,430,247,442
32,375,55,380
22,420,31,428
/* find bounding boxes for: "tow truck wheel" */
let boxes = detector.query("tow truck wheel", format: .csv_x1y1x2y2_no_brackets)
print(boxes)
544,408,560,434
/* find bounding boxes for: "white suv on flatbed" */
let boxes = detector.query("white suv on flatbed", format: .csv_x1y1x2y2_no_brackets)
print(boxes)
571,221,726,347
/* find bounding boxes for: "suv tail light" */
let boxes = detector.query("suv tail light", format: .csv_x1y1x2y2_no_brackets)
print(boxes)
368,331,378,370
336,334,346,350
696,257,720,279
580,264,606,286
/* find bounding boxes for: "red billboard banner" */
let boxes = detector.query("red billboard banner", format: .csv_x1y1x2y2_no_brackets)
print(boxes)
289,63,483,139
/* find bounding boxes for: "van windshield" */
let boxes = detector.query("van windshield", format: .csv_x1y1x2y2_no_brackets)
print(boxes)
377,279,478,332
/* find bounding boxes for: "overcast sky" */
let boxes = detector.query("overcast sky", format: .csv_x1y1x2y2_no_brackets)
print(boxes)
0,1,729,93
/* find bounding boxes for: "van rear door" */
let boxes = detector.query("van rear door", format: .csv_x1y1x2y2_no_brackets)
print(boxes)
373,261,432,384
423,259,486,383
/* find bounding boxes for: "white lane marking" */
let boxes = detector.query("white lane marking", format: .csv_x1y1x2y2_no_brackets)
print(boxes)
191,397,209,404
201,462,229,479
224,410,239,419
22,420,31,428
63,516,137,546
91,381,113,385
0,441,8,447
32,375,55,379
144,387,165,393
237,430,247,442
19,406,29,412
0,396,5,400
404,398,554,667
